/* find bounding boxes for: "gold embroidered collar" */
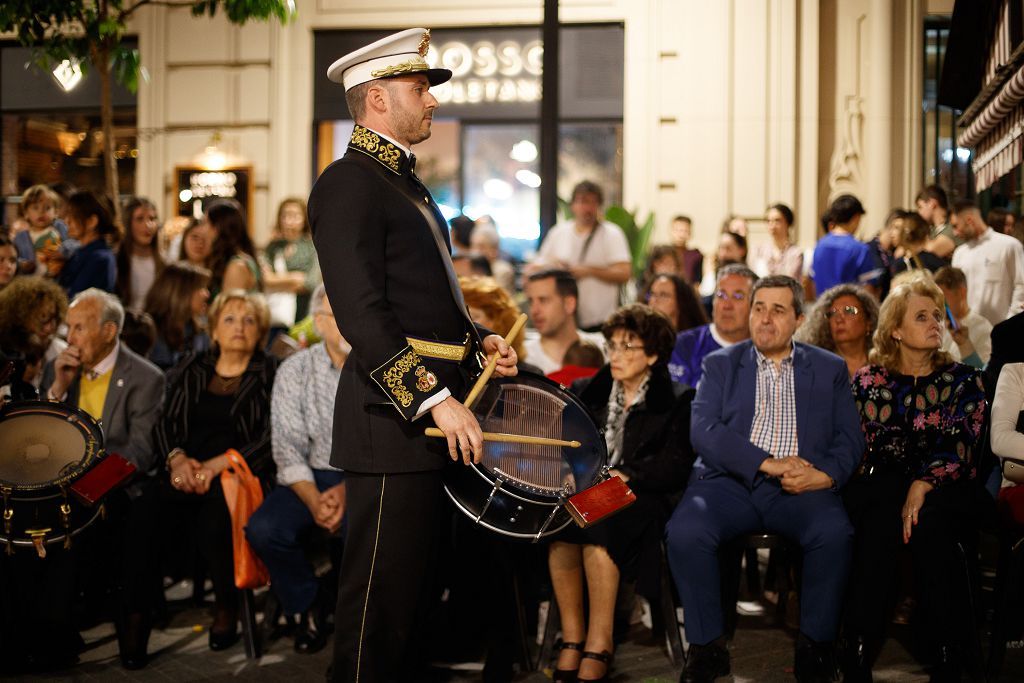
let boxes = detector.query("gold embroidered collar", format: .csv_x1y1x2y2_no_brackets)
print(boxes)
348,124,410,175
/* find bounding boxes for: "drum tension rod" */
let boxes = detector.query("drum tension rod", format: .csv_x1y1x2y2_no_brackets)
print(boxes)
60,485,72,550
476,469,507,523
534,485,572,543
1,486,11,556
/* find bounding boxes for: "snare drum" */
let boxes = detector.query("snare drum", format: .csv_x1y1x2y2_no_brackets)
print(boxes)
443,373,607,540
0,400,105,556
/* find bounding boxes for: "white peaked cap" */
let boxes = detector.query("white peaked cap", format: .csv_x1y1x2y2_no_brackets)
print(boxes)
326,28,453,91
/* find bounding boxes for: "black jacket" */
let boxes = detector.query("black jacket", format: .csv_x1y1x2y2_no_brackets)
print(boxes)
572,364,696,497
154,349,277,481
309,125,480,473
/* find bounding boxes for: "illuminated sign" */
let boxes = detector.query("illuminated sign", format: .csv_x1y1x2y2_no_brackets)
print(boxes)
175,166,252,221
427,39,543,105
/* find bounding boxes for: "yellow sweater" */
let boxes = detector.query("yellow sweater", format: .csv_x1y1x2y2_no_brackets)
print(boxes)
79,369,113,421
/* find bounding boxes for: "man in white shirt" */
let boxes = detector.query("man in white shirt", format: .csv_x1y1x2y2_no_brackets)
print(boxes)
527,181,631,330
523,269,605,374
950,199,1024,326
935,266,992,368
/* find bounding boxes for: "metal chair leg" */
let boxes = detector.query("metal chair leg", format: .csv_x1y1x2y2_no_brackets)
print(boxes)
240,588,262,660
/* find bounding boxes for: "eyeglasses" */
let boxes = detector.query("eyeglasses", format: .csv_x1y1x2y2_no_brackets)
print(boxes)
646,291,674,301
605,341,645,356
825,305,860,320
714,290,747,302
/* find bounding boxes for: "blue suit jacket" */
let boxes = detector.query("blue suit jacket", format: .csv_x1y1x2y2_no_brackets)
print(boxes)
690,340,864,489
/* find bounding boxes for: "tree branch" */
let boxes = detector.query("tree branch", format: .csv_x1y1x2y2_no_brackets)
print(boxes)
119,0,196,23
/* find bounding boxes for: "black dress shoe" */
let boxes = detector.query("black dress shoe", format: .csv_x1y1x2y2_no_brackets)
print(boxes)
794,633,838,683
840,635,873,683
680,640,730,683
928,645,961,683
553,641,583,682
294,607,328,654
209,627,240,651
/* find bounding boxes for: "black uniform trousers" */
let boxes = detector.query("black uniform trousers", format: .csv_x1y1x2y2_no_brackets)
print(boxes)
843,472,974,655
332,469,445,682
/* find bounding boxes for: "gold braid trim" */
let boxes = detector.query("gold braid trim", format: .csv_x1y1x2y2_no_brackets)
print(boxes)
370,57,429,79
349,125,403,173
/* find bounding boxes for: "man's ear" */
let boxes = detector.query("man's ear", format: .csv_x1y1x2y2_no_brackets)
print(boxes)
366,83,389,114
564,295,578,317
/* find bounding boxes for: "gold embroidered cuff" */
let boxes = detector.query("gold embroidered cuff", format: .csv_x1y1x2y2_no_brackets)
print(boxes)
405,335,471,362
370,345,442,420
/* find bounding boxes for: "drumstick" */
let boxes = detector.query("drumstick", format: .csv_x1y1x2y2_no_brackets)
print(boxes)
425,428,581,448
463,313,528,409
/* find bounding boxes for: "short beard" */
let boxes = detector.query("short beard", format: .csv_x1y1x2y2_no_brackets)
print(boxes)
382,81,431,145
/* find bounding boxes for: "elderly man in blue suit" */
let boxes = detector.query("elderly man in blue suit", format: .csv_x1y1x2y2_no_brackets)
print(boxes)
666,275,864,683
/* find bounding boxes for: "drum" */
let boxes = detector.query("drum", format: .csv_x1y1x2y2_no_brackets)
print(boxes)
443,373,607,540
0,400,105,556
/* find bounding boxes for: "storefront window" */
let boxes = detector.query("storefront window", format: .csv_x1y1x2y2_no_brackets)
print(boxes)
312,25,624,263
1,42,138,223
923,18,972,198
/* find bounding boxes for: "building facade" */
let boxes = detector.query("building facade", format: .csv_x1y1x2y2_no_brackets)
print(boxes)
26,0,952,263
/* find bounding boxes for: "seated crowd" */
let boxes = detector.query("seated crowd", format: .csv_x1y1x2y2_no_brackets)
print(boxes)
0,178,1022,683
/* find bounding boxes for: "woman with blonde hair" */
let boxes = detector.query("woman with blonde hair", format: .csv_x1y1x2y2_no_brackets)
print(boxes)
459,276,526,359
841,276,986,681
156,290,277,651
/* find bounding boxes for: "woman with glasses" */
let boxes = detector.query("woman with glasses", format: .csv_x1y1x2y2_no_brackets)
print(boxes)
841,276,985,681
638,272,708,333
796,284,880,378
549,303,696,682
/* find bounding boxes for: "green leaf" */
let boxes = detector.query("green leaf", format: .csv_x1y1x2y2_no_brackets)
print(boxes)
112,46,141,93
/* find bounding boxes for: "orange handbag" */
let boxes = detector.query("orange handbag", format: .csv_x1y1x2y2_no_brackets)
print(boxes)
220,449,270,589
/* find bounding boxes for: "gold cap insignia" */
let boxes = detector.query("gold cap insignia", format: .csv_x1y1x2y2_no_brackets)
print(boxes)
418,29,431,57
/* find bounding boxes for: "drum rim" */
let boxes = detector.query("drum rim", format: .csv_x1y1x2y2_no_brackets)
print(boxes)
0,399,104,491
443,485,572,540
0,505,103,546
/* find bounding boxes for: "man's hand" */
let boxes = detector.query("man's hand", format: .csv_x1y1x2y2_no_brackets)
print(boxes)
781,466,833,495
950,323,974,355
50,345,82,399
759,456,811,478
901,479,934,544
430,395,484,465
481,334,518,378
315,483,346,532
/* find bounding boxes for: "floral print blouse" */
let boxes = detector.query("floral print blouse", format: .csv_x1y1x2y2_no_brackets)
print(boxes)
851,362,986,486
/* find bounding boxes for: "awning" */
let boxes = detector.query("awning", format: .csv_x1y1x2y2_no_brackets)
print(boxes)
969,103,1024,191
949,0,1024,191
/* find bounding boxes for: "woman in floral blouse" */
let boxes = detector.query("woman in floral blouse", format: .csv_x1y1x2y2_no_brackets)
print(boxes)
841,276,986,682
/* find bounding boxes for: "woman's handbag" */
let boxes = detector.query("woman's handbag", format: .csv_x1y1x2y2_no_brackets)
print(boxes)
220,449,270,589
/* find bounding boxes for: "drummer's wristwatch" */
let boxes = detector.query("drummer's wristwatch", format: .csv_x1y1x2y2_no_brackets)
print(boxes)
166,449,186,471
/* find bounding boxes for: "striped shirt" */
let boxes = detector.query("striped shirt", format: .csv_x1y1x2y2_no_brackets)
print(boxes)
749,344,799,459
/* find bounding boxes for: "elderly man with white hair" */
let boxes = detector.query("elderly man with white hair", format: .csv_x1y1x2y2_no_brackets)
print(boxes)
41,287,165,670
245,284,346,655
469,219,515,291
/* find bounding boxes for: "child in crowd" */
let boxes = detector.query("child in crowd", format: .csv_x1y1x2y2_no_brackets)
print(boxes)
0,236,17,290
14,185,69,277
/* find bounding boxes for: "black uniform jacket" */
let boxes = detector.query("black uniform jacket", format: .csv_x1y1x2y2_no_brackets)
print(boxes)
309,125,481,474
572,364,697,499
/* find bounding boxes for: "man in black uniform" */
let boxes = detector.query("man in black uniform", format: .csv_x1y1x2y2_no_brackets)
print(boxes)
308,28,518,682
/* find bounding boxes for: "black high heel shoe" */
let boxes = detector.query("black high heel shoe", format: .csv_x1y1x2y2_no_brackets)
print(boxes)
553,641,584,682
578,649,613,683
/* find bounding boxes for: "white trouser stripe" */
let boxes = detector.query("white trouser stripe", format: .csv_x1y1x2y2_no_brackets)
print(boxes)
355,474,386,682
